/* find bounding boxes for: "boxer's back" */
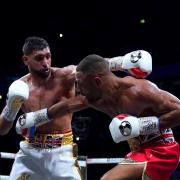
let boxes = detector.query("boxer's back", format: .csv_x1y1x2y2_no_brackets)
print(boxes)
120,77,180,117
99,76,180,152
91,76,180,118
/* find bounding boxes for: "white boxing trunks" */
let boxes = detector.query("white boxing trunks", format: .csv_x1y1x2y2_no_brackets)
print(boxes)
9,131,83,180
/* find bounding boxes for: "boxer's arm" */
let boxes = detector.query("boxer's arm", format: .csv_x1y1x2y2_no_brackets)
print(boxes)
105,50,152,78
0,80,29,135
16,95,88,134
110,104,180,144
0,114,14,135
159,107,180,129
109,114,159,143
140,85,180,129
48,95,88,119
109,82,180,143
156,91,180,129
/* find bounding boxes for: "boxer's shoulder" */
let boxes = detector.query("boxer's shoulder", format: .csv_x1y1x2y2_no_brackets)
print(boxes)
53,66,76,82
53,66,75,75
13,74,29,83
123,76,155,89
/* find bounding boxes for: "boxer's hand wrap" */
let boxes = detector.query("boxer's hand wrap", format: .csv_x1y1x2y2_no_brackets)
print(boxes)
16,108,51,134
109,114,159,143
1,80,29,122
107,56,123,71
108,50,152,78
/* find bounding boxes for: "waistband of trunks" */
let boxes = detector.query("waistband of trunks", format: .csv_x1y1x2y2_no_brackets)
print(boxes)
25,131,73,149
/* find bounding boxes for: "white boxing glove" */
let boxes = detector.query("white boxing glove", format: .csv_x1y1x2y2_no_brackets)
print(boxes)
1,80,29,121
122,50,152,73
109,114,159,143
108,50,152,78
16,108,51,134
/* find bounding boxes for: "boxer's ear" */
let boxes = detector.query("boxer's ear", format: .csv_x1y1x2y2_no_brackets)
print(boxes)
22,55,28,65
94,77,102,86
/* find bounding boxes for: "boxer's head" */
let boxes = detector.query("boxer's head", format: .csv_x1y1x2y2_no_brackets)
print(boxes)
76,54,111,103
22,36,51,78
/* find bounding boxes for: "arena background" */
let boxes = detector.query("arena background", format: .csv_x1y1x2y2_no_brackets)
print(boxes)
0,1,180,179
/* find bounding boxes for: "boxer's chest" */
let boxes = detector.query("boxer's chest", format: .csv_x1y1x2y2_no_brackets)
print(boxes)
22,81,66,112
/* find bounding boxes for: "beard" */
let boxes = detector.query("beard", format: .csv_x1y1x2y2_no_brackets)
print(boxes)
31,68,51,78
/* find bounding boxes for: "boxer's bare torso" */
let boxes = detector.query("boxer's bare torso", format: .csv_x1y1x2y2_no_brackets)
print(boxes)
89,76,180,120
86,76,180,151
21,66,76,134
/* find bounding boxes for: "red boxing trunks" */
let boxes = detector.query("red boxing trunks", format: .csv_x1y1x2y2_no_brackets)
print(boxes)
122,129,180,180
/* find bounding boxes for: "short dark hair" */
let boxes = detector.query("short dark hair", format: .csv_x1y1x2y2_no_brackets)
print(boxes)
76,54,109,75
22,36,49,55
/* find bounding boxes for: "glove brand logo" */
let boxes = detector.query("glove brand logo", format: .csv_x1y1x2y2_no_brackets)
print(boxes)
130,51,141,63
119,121,132,136
18,114,26,126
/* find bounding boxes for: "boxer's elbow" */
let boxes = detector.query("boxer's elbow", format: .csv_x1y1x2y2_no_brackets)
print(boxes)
159,109,180,129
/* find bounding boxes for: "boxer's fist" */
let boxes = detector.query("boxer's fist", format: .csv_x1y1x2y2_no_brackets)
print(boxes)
109,114,140,143
16,108,50,134
107,50,152,78
109,114,160,143
122,50,152,78
1,80,29,121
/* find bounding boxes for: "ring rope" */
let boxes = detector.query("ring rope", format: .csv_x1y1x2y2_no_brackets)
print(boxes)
0,152,123,179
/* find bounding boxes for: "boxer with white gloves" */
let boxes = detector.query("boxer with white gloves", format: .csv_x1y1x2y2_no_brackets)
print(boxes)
109,114,159,143
107,50,152,78
1,80,29,122
9,36,86,180
75,55,180,180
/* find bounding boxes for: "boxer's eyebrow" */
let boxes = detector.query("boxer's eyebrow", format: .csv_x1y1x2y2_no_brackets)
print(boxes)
34,53,51,61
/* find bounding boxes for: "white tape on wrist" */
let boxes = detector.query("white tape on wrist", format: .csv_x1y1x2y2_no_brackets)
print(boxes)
31,108,50,126
108,56,123,71
16,108,51,134
139,116,159,135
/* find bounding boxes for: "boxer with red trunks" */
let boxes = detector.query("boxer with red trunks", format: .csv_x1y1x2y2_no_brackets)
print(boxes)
74,55,180,180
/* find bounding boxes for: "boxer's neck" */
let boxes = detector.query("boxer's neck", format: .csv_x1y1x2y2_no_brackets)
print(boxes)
30,69,52,86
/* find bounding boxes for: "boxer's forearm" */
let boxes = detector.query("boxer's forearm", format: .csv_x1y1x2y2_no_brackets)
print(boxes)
48,95,88,119
105,57,123,71
0,115,13,135
16,95,88,134
159,109,180,129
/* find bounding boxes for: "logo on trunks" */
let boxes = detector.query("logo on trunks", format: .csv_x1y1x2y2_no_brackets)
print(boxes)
130,51,141,63
18,114,26,126
17,173,30,180
119,121,132,136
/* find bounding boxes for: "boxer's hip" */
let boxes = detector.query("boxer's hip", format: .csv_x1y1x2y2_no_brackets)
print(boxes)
18,131,78,161
123,141,179,179
124,129,179,180
25,130,73,149
13,132,81,180
128,128,176,152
